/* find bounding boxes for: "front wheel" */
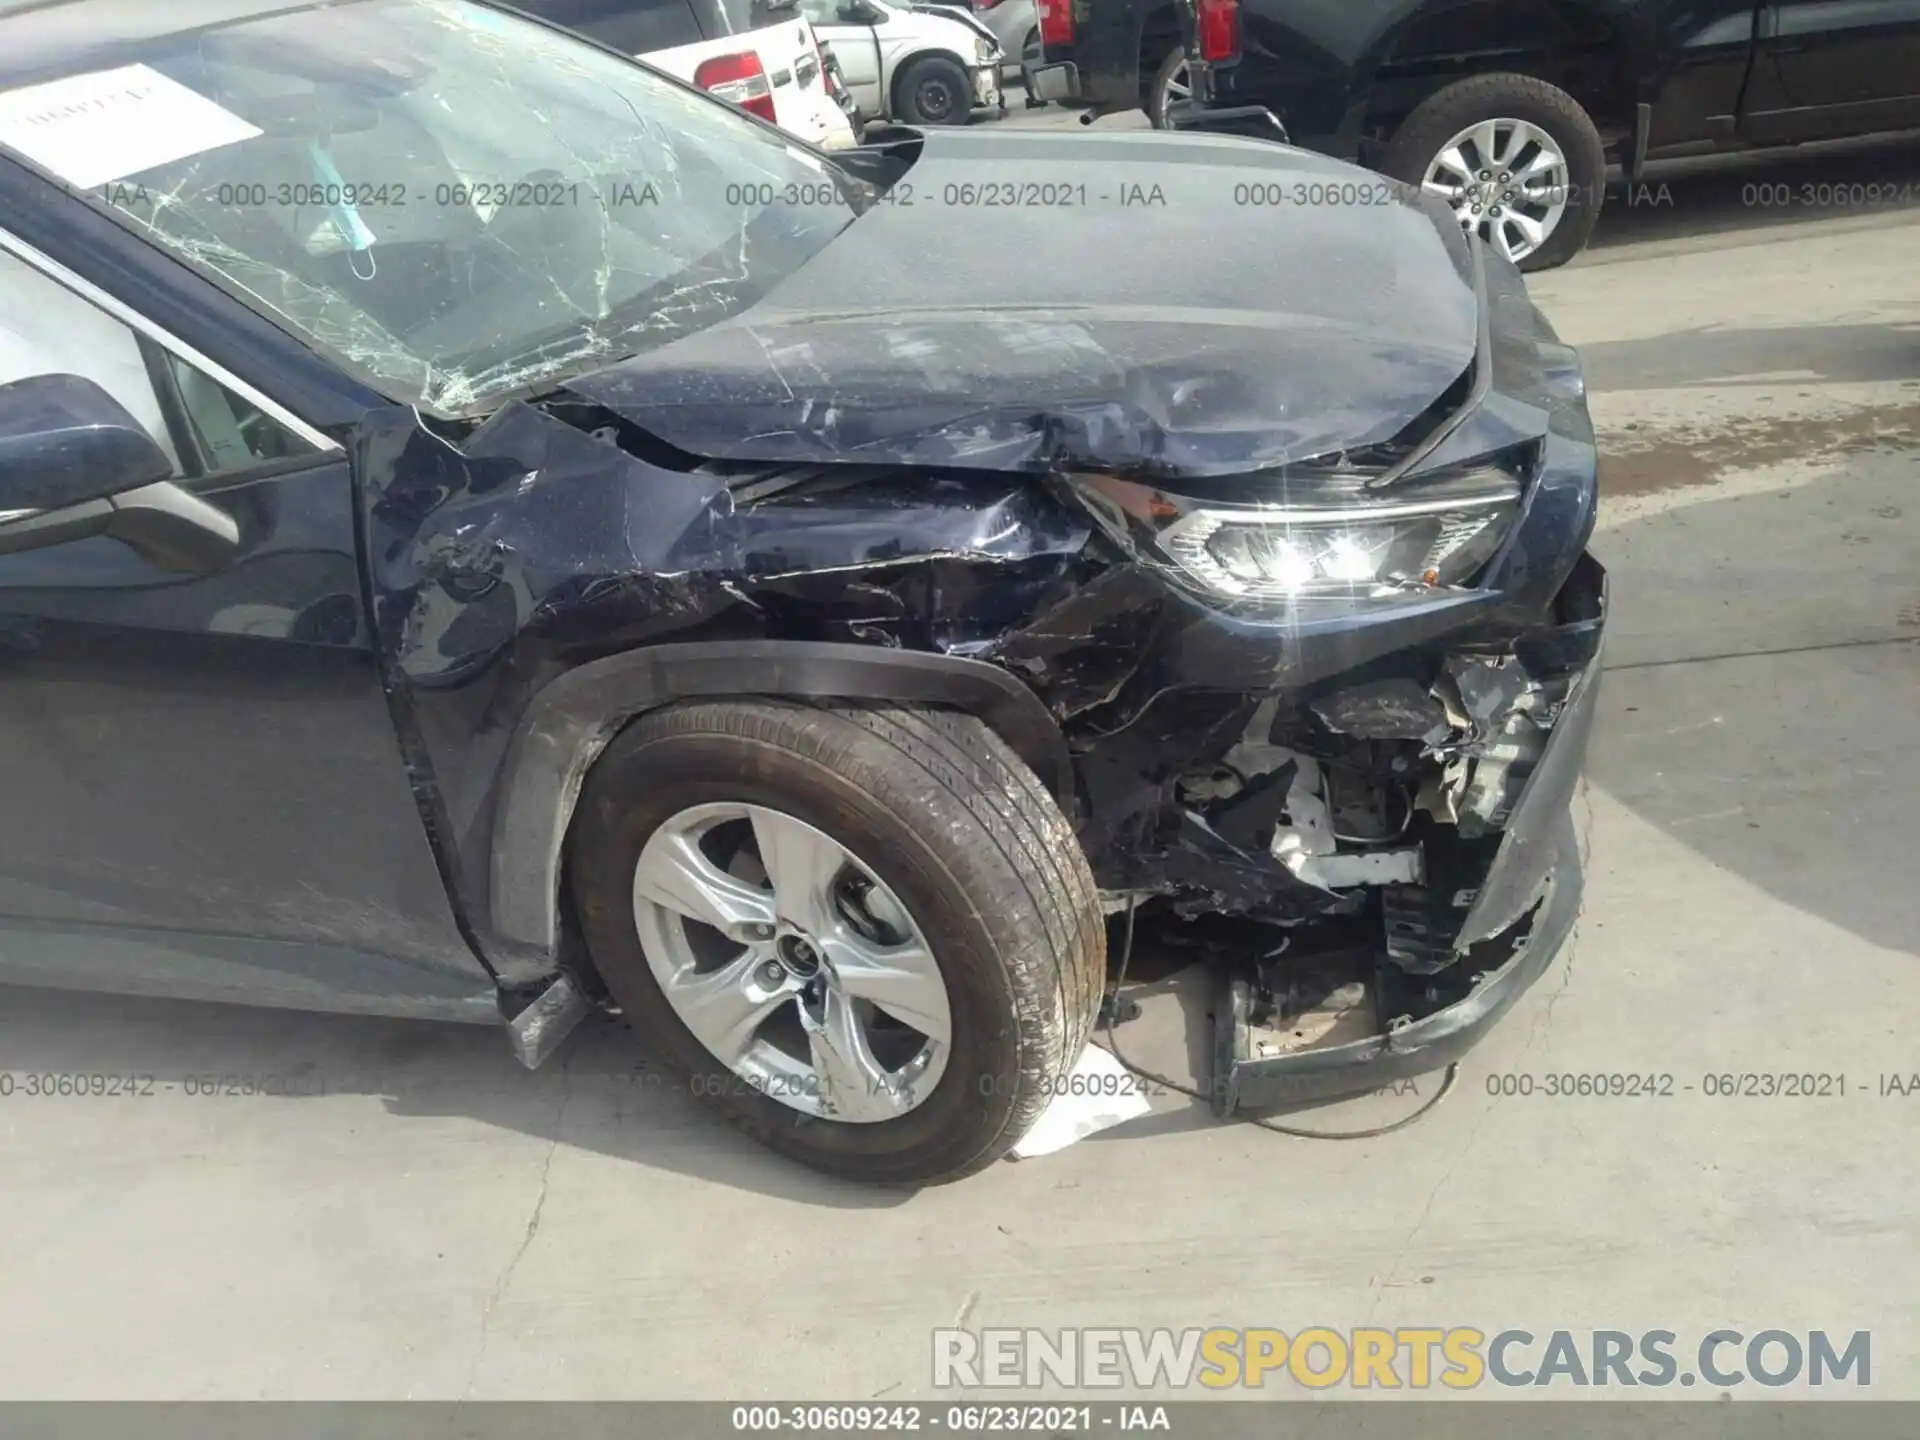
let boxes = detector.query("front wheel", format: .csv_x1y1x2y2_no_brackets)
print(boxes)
568,699,1106,1186
896,54,972,126
1379,73,1606,272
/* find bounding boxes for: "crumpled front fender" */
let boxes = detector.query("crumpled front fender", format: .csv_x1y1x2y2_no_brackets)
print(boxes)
351,400,1092,983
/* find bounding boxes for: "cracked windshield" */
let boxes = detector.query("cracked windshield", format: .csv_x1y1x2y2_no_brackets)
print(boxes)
81,0,864,413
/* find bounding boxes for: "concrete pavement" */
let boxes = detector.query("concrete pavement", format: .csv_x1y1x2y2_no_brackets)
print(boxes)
2,133,1917,1401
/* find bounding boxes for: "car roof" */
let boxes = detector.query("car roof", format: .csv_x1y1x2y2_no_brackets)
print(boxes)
0,0,357,90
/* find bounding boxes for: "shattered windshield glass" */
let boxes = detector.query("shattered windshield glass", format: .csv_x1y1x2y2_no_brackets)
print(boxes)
23,0,866,415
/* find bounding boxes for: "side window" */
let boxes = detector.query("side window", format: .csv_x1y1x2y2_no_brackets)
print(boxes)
517,0,708,53
154,350,314,476
0,247,315,492
797,0,859,28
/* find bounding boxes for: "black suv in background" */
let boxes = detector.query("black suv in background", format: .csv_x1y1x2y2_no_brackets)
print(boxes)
1031,0,1920,269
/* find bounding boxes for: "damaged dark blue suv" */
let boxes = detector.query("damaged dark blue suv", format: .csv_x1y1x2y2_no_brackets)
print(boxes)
0,0,1604,1183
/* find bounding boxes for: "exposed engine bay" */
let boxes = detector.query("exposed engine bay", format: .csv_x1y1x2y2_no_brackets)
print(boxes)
1073,556,1606,1113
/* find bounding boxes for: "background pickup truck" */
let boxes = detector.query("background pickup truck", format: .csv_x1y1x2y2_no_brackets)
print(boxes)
1030,0,1920,268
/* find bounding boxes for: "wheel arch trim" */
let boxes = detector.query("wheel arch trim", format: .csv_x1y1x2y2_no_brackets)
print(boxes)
1351,0,1663,151
487,640,1075,963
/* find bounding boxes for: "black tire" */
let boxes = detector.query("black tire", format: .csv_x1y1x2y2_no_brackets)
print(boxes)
1146,44,1186,130
1378,73,1605,272
1018,29,1044,106
896,54,972,126
568,699,1106,1186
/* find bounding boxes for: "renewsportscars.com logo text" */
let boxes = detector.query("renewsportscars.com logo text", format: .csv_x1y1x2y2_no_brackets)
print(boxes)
932,1327,1871,1392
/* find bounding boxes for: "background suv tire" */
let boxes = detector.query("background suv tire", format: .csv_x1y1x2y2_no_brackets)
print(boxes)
896,54,972,126
569,699,1106,1186
1380,73,1607,272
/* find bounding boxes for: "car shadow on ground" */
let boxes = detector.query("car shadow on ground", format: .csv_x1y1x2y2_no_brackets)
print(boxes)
0,979,918,1207
0,938,1444,1182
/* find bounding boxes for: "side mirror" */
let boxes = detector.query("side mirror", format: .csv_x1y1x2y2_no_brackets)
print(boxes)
839,1,884,21
0,373,238,573
0,373,175,514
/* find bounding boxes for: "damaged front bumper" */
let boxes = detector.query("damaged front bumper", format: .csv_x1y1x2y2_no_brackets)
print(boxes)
991,246,1615,1111
1212,561,1606,1111
1214,811,1583,1112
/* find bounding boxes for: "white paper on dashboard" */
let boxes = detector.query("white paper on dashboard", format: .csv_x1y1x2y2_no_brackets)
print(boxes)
0,63,262,190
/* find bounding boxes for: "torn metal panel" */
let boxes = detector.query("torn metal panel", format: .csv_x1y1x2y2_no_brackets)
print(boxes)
1210,817,1583,1115
1454,628,1607,950
1292,848,1425,889
353,401,1097,973
1444,654,1547,739
1431,653,1569,838
1069,688,1266,888
505,973,593,1070
1210,768,1297,855
984,562,1169,719
1265,751,1423,891
1155,811,1343,917
1309,677,1447,740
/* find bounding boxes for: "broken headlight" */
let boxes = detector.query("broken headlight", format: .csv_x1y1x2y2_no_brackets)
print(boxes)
1154,467,1522,607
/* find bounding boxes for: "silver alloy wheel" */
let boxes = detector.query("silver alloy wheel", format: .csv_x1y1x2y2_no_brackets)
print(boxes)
1421,117,1571,264
1158,56,1191,119
632,802,952,1123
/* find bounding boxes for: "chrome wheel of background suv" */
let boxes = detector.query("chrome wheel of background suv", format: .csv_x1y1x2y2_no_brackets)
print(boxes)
1149,47,1190,128
1381,73,1605,272
1420,117,1572,265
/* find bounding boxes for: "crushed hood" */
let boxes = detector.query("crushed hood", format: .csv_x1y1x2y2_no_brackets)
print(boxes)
564,128,1479,480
